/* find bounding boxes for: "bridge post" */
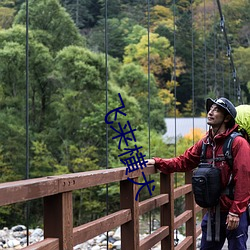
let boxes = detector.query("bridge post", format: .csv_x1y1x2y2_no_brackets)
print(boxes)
43,192,73,250
120,178,139,250
161,173,174,250
185,171,196,250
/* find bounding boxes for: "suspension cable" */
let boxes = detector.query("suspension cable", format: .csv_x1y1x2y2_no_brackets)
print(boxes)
173,1,177,159
213,0,217,94
25,0,30,245
218,32,225,96
216,0,242,104
172,0,179,245
147,0,151,166
191,0,195,145
105,0,109,248
147,0,152,235
204,0,207,97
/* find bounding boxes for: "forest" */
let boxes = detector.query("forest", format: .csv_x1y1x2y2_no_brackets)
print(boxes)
0,0,249,228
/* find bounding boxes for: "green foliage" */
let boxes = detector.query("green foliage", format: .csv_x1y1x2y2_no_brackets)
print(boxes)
86,17,138,60
116,63,166,132
61,0,101,29
124,32,173,74
0,7,15,29
0,0,249,229
0,112,26,180
30,141,56,177
149,5,174,32
0,40,26,103
14,0,85,52
234,46,250,102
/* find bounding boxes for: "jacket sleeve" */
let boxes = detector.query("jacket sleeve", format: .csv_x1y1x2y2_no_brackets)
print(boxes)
154,140,203,174
229,136,250,215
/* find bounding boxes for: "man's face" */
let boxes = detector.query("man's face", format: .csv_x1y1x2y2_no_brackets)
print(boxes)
207,104,226,127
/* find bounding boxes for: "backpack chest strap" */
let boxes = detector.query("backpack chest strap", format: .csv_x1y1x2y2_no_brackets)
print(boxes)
202,157,226,163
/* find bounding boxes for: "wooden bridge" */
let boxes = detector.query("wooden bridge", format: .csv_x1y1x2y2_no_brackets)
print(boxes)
0,165,204,250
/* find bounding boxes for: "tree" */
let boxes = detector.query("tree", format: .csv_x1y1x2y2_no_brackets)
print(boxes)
61,0,101,29
86,17,139,60
30,141,58,177
0,6,15,29
0,25,56,132
148,5,174,33
123,31,185,116
50,46,142,167
124,32,185,87
116,62,166,132
14,0,84,52
234,46,250,102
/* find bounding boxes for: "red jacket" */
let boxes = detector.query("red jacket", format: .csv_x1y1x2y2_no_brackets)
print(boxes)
154,124,250,216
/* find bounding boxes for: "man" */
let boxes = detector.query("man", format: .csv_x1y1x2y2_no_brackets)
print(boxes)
146,97,250,250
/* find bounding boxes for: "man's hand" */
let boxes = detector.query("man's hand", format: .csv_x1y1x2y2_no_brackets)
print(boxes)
226,213,240,230
146,159,155,166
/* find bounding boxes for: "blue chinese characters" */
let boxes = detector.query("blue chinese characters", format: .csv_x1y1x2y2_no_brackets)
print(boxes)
105,93,155,201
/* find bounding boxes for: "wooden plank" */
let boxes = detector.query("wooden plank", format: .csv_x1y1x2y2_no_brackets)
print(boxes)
175,236,193,250
22,238,59,250
44,192,73,250
161,173,174,250
139,194,169,216
140,226,169,250
0,177,59,206
73,209,131,245
120,178,140,250
195,204,203,213
185,171,196,250
174,184,192,199
196,226,202,237
174,210,192,229
0,166,157,206
58,166,157,192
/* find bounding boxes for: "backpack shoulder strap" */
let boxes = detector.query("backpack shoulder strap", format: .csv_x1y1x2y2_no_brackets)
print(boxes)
223,132,242,169
200,141,208,162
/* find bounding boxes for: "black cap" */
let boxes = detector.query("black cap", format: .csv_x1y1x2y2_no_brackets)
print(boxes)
206,97,237,119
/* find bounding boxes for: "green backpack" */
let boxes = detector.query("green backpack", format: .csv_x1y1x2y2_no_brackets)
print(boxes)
235,105,250,142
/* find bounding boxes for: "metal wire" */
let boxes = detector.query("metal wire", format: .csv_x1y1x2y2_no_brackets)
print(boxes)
213,0,217,95
191,0,195,145
172,0,179,245
215,0,242,104
204,0,207,97
147,0,152,235
105,0,109,248
25,0,30,245
173,0,177,158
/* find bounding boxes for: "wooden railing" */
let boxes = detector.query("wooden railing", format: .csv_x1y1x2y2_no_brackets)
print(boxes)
0,165,203,250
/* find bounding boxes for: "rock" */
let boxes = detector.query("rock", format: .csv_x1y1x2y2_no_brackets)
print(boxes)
12,231,25,238
95,234,106,243
73,242,87,249
30,228,43,238
0,230,7,238
113,227,120,240
87,238,94,245
100,240,108,246
91,245,101,250
113,240,121,249
0,224,188,249
20,237,27,245
11,226,26,232
108,236,116,243
7,239,20,247
107,231,114,237
15,245,23,249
